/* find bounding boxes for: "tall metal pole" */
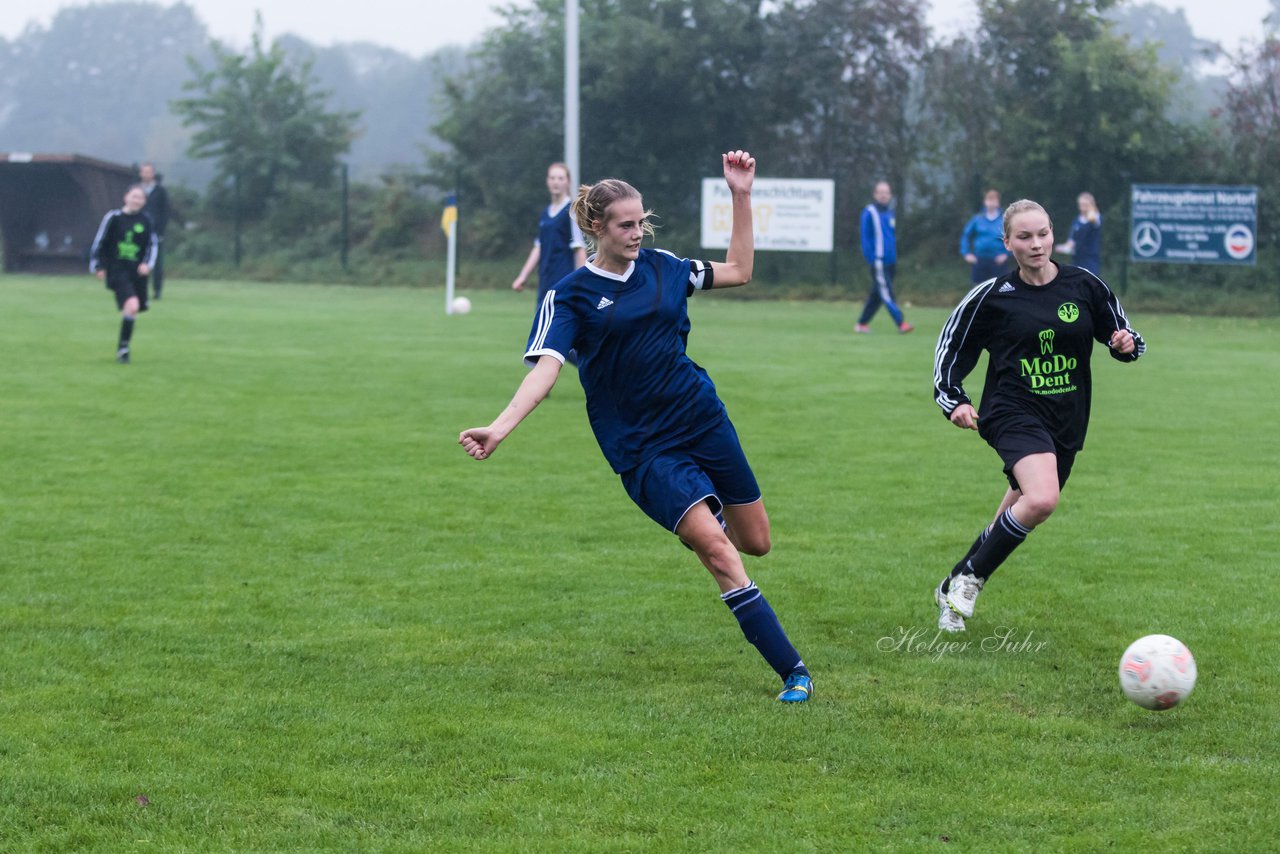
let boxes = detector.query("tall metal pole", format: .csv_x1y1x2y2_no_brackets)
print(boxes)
233,171,242,268
565,0,580,185
340,162,350,270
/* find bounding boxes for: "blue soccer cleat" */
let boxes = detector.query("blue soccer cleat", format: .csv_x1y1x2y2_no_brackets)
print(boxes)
777,671,813,703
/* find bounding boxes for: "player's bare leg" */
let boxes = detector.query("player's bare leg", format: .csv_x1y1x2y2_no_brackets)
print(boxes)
722,498,770,557
678,502,748,593
948,454,1057,618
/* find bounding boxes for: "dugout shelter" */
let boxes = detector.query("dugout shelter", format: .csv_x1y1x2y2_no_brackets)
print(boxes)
0,153,136,274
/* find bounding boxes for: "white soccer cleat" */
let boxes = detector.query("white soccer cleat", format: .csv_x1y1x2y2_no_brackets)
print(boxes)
935,578,966,633
946,572,985,619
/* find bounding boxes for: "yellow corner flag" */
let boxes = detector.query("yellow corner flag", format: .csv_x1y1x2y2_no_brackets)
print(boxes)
441,193,458,236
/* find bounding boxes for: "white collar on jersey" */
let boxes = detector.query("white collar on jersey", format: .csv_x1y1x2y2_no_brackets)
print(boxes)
547,198,570,216
585,254,634,282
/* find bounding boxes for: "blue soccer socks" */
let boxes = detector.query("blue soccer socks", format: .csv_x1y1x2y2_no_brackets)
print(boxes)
721,580,809,683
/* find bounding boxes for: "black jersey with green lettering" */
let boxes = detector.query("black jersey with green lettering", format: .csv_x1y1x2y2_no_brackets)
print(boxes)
89,209,158,274
933,264,1145,451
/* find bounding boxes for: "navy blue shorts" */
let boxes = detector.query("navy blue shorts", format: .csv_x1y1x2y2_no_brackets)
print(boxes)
978,412,1076,492
620,417,761,533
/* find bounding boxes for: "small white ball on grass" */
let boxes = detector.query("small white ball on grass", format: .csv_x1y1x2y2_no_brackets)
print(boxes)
451,296,472,315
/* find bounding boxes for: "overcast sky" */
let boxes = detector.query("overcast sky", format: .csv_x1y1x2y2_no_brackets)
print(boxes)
0,0,1273,57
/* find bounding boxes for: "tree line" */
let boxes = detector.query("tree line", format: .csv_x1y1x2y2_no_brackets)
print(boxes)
429,0,1278,273
2,0,1275,300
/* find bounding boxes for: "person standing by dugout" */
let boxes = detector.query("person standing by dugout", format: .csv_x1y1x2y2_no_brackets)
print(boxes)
854,181,913,334
959,189,1010,284
138,163,169,299
90,185,158,363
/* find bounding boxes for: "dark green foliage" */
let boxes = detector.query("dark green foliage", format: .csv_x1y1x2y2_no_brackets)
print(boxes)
1221,36,1280,248
429,0,927,256
171,20,360,220
913,0,1187,248
759,0,927,225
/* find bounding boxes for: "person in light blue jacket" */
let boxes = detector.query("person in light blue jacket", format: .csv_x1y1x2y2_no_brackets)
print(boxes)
855,181,913,333
959,189,1009,284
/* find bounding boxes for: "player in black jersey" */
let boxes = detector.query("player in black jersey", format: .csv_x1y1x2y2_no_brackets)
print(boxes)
90,185,158,363
931,199,1145,632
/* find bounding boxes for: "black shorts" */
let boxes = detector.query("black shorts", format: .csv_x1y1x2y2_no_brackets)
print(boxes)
106,268,149,312
978,412,1076,492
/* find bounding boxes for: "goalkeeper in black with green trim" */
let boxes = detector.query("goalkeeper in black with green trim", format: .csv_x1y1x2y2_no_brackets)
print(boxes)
931,199,1145,632
90,185,158,363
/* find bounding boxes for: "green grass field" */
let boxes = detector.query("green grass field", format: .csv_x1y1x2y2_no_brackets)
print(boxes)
2,275,1277,851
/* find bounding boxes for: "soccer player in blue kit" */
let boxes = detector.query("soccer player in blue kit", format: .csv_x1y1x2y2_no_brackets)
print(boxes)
459,150,813,703
511,162,588,303
931,200,1144,632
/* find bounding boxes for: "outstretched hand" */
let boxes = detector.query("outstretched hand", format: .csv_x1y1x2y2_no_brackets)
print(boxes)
723,150,755,195
459,427,502,460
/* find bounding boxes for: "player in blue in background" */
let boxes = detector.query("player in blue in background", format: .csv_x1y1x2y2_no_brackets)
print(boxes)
1055,191,1103,275
512,162,588,304
854,181,913,334
460,150,813,703
960,188,1010,284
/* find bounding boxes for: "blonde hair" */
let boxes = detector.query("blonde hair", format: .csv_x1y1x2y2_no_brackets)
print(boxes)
571,179,655,249
1003,199,1052,238
547,162,571,182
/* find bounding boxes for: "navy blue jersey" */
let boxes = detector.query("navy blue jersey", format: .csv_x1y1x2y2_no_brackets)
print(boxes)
525,248,719,473
933,264,1144,451
535,200,585,302
1070,214,1102,275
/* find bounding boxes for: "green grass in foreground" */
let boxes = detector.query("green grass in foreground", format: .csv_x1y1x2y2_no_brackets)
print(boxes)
1,275,1278,851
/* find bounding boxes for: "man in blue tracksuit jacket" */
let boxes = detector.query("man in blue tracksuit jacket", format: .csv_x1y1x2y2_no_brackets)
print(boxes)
855,181,913,333
959,188,1010,284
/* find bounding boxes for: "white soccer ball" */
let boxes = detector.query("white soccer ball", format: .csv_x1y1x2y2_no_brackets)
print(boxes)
450,296,472,315
1118,634,1197,711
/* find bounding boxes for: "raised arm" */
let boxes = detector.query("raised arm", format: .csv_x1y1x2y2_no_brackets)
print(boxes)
459,356,563,460
708,150,755,289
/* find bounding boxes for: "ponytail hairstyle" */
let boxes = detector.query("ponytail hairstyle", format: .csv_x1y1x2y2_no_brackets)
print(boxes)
570,178,656,251
1002,199,1052,239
